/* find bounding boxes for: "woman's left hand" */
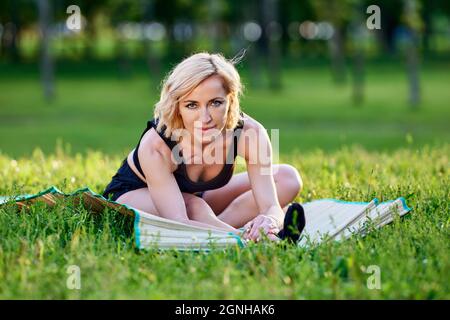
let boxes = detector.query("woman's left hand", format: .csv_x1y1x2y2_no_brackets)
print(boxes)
242,208,284,242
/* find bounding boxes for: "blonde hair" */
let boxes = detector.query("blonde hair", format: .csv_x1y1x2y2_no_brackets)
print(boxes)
153,52,244,139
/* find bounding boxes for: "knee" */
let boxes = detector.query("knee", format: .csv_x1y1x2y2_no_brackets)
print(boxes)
185,196,210,220
275,164,303,197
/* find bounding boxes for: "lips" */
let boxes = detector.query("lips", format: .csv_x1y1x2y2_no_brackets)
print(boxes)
201,126,215,131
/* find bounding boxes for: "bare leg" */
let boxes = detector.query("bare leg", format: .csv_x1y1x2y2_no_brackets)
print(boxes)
116,188,237,232
203,164,303,228
217,178,300,228
184,194,238,233
115,164,302,233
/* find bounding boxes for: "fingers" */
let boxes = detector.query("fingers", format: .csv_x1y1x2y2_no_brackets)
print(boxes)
247,218,277,242
244,221,264,241
250,223,269,240
267,232,281,242
248,217,263,240
242,220,253,238
243,220,253,232
242,216,281,242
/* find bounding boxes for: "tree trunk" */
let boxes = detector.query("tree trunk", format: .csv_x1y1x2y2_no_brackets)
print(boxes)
245,0,262,89
350,5,366,106
208,0,221,53
141,0,161,82
406,39,420,108
352,48,364,106
328,26,346,85
8,1,21,63
116,34,131,77
421,0,433,55
403,0,421,108
262,0,281,90
37,0,55,102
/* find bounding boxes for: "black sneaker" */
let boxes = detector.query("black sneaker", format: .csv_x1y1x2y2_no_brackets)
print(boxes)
277,202,306,244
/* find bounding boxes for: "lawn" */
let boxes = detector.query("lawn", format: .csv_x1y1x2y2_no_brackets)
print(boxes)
0,146,448,299
0,59,448,299
0,58,449,157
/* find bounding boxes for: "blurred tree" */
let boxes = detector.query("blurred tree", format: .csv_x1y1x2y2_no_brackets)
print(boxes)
37,0,54,101
367,0,403,54
421,0,434,55
420,0,450,55
349,1,367,106
106,0,141,76
278,0,315,58
221,0,246,57
262,0,282,90
153,0,197,62
311,0,355,85
207,0,221,52
402,0,423,108
0,0,37,62
140,0,161,80
242,0,263,89
5,1,20,62
65,0,110,60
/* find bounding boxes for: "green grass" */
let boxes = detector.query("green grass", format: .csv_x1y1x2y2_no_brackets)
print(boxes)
0,59,449,157
0,59,449,299
0,145,448,299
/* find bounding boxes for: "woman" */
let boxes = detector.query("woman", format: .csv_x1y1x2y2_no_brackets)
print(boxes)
103,52,305,243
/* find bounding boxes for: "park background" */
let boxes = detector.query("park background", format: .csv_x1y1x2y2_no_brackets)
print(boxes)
0,0,448,299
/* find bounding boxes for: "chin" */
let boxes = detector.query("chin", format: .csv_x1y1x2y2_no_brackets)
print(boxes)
196,133,216,145
195,135,214,145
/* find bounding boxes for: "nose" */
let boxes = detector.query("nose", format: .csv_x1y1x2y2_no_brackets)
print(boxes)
199,105,212,124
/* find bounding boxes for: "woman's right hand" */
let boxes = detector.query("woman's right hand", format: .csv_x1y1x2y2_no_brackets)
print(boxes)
242,215,281,242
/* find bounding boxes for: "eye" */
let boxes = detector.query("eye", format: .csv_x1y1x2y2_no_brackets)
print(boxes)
211,100,223,107
185,103,197,109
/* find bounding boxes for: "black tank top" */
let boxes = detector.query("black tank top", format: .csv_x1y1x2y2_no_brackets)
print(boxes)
132,114,245,193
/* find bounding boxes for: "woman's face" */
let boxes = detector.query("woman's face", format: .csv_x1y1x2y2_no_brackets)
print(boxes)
178,75,229,145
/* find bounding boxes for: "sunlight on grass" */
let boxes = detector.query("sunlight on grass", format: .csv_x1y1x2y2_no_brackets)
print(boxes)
0,144,448,299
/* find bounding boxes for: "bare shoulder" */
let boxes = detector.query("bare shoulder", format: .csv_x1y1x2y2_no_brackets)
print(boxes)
140,128,168,152
237,112,269,161
137,128,176,172
240,111,265,133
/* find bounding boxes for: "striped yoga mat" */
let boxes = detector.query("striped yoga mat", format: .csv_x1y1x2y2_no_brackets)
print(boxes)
0,186,411,250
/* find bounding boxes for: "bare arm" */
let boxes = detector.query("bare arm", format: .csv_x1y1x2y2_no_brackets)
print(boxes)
139,137,233,232
241,121,284,240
